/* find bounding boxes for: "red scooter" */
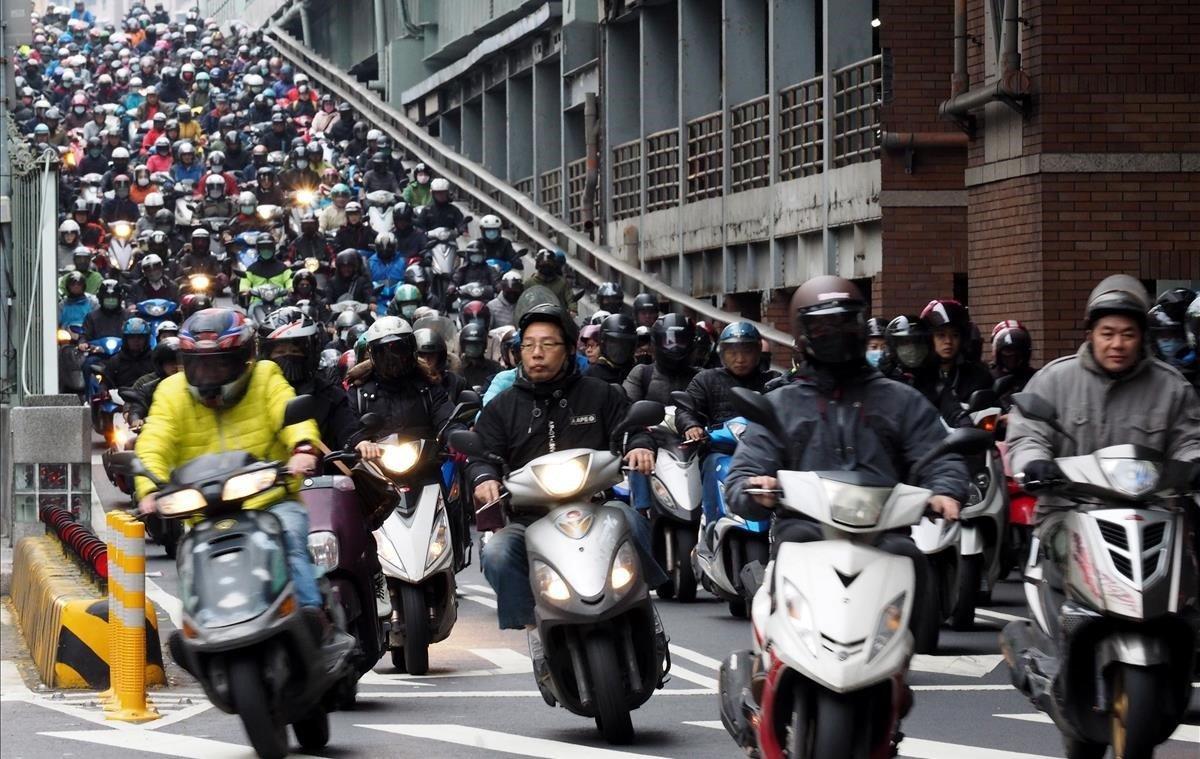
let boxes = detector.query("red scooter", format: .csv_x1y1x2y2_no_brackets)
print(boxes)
996,439,1036,577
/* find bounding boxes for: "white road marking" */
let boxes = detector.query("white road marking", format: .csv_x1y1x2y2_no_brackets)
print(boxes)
995,712,1200,744
357,688,717,699
145,577,182,628
909,654,1004,678
912,684,1013,691
683,720,723,729
357,670,437,686
667,665,719,690
358,723,668,757
668,644,722,671
469,647,533,672
1,661,31,700
975,608,1027,623
40,729,264,758
462,583,496,595
463,594,498,608
898,737,1058,759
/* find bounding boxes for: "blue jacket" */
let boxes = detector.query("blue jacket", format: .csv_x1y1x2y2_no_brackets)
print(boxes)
59,294,97,328
171,161,203,184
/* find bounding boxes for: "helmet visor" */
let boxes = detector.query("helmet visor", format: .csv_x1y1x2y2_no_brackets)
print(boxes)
181,351,247,392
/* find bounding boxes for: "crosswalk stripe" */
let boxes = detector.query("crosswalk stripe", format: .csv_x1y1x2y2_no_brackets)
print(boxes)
462,583,496,595
357,688,717,699
668,644,722,671
470,648,533,671
357,723,667,757
975,608,1027,623
40,729,261,757
666,665,719,690
898,737,1058,759
909,654,1004,678
995,712,1200,743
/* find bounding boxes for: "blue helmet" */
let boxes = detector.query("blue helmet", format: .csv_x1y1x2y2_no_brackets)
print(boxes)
718,321,761,347
122,317,152,336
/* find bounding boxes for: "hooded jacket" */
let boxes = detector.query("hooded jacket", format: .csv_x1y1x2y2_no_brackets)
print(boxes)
725,365,970,522
674,365,775,433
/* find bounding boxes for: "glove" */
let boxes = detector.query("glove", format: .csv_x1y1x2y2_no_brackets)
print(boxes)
1021,459,1064,490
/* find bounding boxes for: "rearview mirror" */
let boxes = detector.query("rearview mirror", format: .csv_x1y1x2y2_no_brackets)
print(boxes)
359,411,383,436
106,451,165,488
967,389,998,414
911,427,995,478
619,400,665,434
668,390,695,413
283,394,319,426
992,374,1018,398
449,429,489,460
452,390,482,422
729,387,784,441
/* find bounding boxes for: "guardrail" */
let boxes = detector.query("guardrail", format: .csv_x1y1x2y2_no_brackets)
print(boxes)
262,27,793,348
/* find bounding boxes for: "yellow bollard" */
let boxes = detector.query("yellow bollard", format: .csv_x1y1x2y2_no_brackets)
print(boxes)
99,511,117,708
105,512,158,723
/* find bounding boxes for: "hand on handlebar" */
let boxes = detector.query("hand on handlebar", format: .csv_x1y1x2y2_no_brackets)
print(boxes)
355,440,383,462
624,448,654,475
473,480,502,509
287,452,319,476
746,475,780,508
137,493,157,515
683,426,706,443
928,495,961,522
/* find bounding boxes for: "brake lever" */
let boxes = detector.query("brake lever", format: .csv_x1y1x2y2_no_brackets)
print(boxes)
475,489,509,516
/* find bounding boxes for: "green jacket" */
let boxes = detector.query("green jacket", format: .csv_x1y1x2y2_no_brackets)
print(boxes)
530,273,576,313
58,268,103,297
403,182,433,209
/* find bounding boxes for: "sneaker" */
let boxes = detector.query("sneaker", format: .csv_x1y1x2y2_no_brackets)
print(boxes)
375,573,391,618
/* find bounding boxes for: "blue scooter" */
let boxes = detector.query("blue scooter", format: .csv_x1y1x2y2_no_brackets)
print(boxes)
133,298,179,347
84,335,123,436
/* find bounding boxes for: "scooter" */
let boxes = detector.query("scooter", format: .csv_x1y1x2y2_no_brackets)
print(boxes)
244,282,289,322
718,388,993,759
647,396,703,602
449,400,672,745
998,438,1037,578
424,226,462,310
133,298,179,348
102,220,138,281
107,439,354,759
84,336,123,436
1000,392,1199,759
365,190,396,237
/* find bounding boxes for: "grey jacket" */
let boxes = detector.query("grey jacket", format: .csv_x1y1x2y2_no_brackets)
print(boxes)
1006,343,1200,498
726,368,969,522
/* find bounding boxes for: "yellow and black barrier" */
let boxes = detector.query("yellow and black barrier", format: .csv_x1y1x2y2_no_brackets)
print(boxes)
10,522,164,701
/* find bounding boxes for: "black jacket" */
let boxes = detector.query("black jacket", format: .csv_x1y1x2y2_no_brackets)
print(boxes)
82,307,127,341
622,361,698,406
128,277,179,304
914,358,995,426
465,366,655,490
674,366,775,433
332,223,375,253
103,350,155,390
726,365,970,522
585,359,632,387
478,237,522,268
298,376,358,450
347,373,455,445
327,273,373,304
416,202,465,234
460,357,501,391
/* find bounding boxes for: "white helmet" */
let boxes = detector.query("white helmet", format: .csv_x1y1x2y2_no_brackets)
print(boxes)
366,128,381,142
244,73,264,88
237,190,257,209
143,191,164,209
363,315,413,346
501,269,523,286
111,146,130,160
59,219,81,234
430,178,450,192
140,253,164,269
479,214,501,231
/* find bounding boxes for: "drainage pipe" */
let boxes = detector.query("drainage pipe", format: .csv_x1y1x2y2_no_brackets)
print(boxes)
581,91,599,235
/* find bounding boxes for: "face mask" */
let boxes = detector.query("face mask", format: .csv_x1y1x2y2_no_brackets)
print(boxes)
896,343,928,369
272,354,308,386
258,247,274,261
483,229,499,241
1156,337,1186,362
137,176,149,187
865,348,883,368
74,105,85,114
102,297,119,310
463,343,484,360
296,158,308,169
469,253,484,265
537,265,556,277
241,204,255,215
116,186,129,197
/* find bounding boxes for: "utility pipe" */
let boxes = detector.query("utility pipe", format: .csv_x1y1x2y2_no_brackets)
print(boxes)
581,91,599,235
372,0,388,94
951,0,968,97
881,131,969,150
939,0,1029,119
298,1,312,48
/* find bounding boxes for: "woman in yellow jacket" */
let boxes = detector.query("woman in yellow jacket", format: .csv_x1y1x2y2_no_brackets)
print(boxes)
135,308,325,610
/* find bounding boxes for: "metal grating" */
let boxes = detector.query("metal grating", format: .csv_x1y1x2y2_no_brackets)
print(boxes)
832,54,883,167
729,95,770,192
778,76,823,180
514,176,533,198
611,139,642,221
644,128,680,212
539,167,562,218
685,111,723,202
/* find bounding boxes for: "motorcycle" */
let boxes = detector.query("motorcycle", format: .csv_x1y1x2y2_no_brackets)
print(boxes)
1000,392,1199,759
56,325,86,396
647,395,704,602
244,282,289,322
106,415,355,759
717,388,993,759
288,187,320,239
133,299,179,348
999,438,1037,578
449,400,672,745
424,226,462,310
365,190,396,237
84,336,123,436
102,220,138,280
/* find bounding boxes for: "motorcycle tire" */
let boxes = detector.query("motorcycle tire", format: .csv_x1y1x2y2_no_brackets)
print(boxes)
672,528,699,603
584,631,634,745
1110,664,1163,759
400,583,430,676
1062,736,1107,759
950,554,983,631
161,521,181,560
655,579,676,601
810,688,872,759
292,707,330,751
230,656,288,759
728,599,748,618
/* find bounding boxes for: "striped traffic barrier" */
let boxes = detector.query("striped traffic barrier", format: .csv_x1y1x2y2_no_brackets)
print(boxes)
104,511,159,723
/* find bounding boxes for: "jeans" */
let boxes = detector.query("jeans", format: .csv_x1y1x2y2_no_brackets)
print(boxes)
270,500,322,608
481,502,669,629
701,451,731,524
629,471,652,511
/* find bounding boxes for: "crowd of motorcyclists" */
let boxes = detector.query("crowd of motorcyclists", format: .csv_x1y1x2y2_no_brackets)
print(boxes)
17,2,1200,757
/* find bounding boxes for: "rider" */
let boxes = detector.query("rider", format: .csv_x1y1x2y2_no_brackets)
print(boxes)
1006,274,1200,574
133,308,342,644
103,317,156,389
387,284,424,322
368,233,408,305
585,313,637,385
327,249,373,304
318,183,352,233
528,248,576,313
486,270,524,329
414,328,470,404
59,246,103,296
632,293,660,329
467,304,669,629
476,214,522,270
865,316,887,368
331,201,374,252
918,299,994,424
879,314,934,386
127,252,178,302
82,279,128,342
457,322,502,390
676,322,774,447
1147,292,1197,385
989,319,1036,395
239,232,293,305
288,212,335,264
415,178,467,235
58,272,98,330
451,241,501,295
389,202,428,260
125,337,180,430
402,163,433,208
623,314,698,405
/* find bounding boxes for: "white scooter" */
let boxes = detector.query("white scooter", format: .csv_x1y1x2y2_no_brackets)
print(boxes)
718,388,993,758
450,400,672,745
648,396,704,601
365,190,396,237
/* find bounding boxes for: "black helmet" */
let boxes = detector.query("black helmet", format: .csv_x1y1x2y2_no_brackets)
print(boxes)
413,327,448,372
392,201,414,225
1153,287,1196,324
920,299,971,338
63,270,87,293
596,281,623,313
652,313,694,370
599,313,637,367
1146,304,1190,365
790,275,867,366
404,263,428,288
1085,274,1151,330
374,232,397,260
518,303,579,354
866,317,886,339
151,336,180,377
97,279,123,311
292,269,318,298
258,307,321,385
334,249,362,276
459,321,487,360
885,315,932,371
991,321,1032,372
632,292,659,321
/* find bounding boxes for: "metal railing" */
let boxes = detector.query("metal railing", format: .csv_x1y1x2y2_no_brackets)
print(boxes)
610,139,642,221
778,75,824,180
644,128,679,212
833,54,883,167
685,111,723,202
258,28,795,348
538,167,562,218
729,95,771,192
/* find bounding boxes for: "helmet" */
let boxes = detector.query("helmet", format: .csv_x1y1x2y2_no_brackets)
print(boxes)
534,248,557,271
63,270,87,294
179,292,213,319
334,249,362,276
140,253,164,276
459,322,488,360
237,190,257,213
207,150,225,168
479,213,502,241
204,173,225,198
258,308,321,386
178,308,256,407
1146,304,1190,366
1153,288,1196,324
518,303,579,355
403,264,428,288
364,315,416,380
306,141,322,159
991,320,1032,373
632,292,658,317
111,146,130,161
653,313,695,370
391,201,414,224
461,300,492,331
151,336,180,377
1186,298,1200,352
1085,274,1151,330
333,309,365,338
885,315,932,371
866,317,886,339
597,282,623,313
389,284,423,320
144,192,164,211
374,232,397,259
98,279,123,311
59,218,81,237
500,270,524,298
430,177,450,193
330,183,351,199
599,313,637,366
590,310,611,326
920,299,971,338
790,276,867,366
345,201,362,216
155,320,179,339
413,328,448,372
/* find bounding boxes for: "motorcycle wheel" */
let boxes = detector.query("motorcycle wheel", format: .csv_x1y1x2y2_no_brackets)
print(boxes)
161,520,180,559
230,656,288,759
655,579,676,600
810,689,871,759
584,631,634,745
1110,664,1162,759
950,554,983,631
672,528,699,603
912,560,942,655
399,583,430,676
1062,736,1108,759
292,707,330,751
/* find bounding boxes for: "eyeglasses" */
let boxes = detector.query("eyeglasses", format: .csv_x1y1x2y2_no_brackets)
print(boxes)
520,340,566,353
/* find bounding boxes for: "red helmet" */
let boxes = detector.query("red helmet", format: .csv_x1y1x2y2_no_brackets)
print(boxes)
920,299,971,336
178,308,255,407
460,300,491,331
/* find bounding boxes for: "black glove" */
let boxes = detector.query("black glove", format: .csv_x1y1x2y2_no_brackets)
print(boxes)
1021,459,1064,490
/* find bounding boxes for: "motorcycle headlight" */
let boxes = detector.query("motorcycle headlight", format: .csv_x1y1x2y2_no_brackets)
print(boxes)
56,328,72,344
532,455,589,497
554,508,595,539
425,510,449,568
781,578,818,656
304,257,320,273
609,540,637,593
221,468,278,501
533,560,570,603
307,530,339,574
294,189,315,206
379,441,423,475
190,274,210,291
256,205,273,220
868,593,906,662
112,221,133,239
648,476,677,510
157,488,207,517
825,481,887,528
1101,459,1159,498
144,303,166,317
